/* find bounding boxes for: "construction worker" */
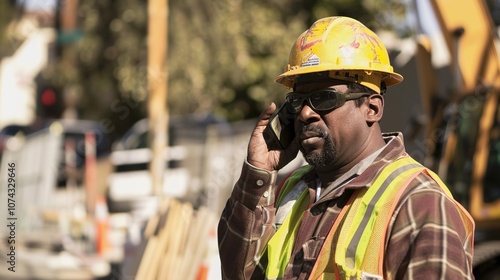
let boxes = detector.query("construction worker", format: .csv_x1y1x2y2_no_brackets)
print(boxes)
218,16,475,279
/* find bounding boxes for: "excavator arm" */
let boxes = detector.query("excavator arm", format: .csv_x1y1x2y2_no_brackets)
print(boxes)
421,0,500,220
417,2,500,277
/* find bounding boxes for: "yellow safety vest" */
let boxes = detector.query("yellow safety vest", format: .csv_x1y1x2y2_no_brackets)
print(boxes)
264,156,474,280
265,165,314,279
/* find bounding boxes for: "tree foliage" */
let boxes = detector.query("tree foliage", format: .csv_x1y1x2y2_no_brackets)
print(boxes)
46,0,411,138
0,1,21,57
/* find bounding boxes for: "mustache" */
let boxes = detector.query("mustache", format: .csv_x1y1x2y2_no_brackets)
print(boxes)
300,125,328,139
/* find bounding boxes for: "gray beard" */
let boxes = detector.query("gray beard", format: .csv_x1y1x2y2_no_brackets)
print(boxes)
300,126,336,169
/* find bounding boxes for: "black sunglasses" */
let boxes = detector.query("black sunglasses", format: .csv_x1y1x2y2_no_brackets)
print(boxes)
285,89,372,113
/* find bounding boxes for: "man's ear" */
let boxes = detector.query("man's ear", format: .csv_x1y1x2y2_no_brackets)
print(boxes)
366,94,384,123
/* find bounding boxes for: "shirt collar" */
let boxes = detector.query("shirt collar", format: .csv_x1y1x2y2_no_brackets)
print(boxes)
317,132,406,199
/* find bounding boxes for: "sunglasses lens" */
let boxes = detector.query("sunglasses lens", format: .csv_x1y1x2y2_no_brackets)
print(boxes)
286,90,344,113
286,94,304,113
309,91,339,110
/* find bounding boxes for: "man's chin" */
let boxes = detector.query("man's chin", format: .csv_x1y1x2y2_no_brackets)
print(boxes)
303,151,322,166
301,148,336,169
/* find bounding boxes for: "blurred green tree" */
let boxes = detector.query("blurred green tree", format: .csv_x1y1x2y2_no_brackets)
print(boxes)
167,0,411,121
0,1,20,57
49,0,411,136
55,0,148,139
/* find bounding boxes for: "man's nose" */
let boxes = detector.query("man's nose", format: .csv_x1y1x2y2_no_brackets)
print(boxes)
296,102,321,124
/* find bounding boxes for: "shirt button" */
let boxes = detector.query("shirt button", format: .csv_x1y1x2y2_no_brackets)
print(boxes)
256,179,264,186
263,191,269,198
310,207,321,216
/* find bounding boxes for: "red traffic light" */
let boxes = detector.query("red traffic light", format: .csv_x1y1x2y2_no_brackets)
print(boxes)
41,88,56,106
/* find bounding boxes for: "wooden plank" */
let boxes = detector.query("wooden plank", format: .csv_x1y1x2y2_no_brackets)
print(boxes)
185,207,217,280
134,236,159,280
158,202,193,279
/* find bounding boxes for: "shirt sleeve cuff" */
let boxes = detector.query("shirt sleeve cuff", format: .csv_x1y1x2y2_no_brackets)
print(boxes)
232,159,278,210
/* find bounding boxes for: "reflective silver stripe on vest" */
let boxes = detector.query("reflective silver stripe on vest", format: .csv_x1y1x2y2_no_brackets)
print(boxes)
345,162,422,264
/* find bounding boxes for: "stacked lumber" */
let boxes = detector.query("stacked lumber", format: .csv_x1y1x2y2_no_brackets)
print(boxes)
135,198,217,280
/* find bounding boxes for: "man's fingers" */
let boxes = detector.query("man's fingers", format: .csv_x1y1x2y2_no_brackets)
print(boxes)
257,102,277,126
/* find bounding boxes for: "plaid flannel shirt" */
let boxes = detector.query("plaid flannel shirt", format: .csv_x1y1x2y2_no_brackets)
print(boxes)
218,132,475,280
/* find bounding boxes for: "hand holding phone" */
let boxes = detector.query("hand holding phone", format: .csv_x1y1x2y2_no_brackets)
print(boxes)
263,102,296,150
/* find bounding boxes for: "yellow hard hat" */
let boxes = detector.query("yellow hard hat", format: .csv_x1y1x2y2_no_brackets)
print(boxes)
275,17,403,93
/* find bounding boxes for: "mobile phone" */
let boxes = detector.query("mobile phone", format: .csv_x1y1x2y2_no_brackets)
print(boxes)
263,103,295,150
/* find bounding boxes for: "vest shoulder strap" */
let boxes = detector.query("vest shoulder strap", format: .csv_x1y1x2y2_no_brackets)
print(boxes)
310,155,425,279
275,165,313,207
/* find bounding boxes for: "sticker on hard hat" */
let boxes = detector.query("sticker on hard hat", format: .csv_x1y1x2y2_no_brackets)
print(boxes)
301,53,320,67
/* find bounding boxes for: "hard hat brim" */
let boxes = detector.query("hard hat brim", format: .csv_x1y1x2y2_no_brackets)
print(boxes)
275,64,404,89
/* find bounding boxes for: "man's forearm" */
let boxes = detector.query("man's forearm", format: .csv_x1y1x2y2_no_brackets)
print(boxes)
218,161,278,279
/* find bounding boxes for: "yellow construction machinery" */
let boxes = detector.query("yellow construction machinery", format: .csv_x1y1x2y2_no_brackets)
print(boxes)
414,0,500,277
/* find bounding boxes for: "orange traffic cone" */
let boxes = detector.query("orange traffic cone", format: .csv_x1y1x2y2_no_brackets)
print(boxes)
95,196,110,256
